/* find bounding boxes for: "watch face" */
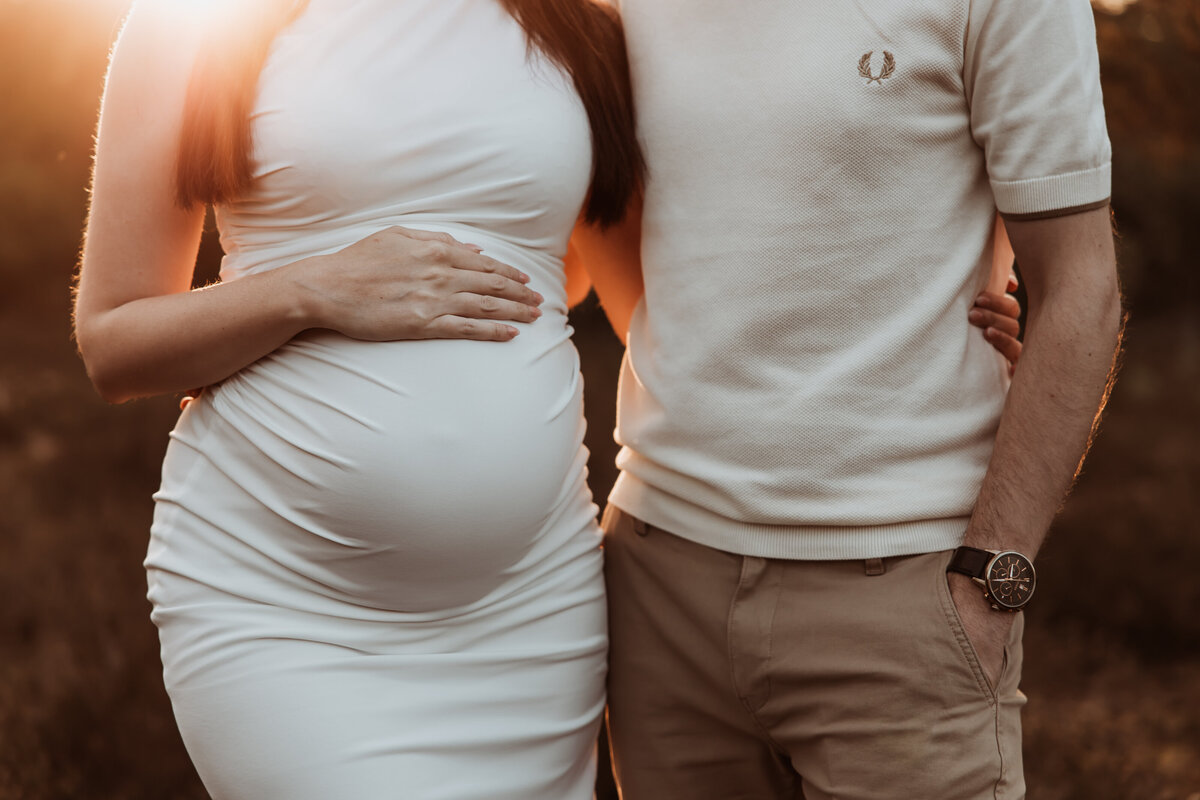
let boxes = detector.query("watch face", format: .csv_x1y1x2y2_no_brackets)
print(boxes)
985,551,1036,610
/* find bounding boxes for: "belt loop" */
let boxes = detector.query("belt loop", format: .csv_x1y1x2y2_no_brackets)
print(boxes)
632,518,649,537
864,557,886,576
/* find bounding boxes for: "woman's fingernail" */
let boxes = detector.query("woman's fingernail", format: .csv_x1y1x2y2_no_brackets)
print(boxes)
532,308,543,318
534,293,544,304
969,310,984,323
975,294,991,306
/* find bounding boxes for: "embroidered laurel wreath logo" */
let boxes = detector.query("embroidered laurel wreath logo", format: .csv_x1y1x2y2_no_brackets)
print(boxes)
858,51,896,84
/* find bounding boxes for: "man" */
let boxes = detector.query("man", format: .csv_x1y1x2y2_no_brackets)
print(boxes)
575,0,1122,797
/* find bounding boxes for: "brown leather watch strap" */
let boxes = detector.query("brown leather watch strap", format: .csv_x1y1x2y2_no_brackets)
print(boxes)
947,546,992,579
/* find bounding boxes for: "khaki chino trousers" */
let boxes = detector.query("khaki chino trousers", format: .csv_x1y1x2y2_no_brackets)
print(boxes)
602,507,1026,800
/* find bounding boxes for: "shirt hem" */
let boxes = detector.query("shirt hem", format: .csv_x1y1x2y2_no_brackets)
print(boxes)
608,473,969,561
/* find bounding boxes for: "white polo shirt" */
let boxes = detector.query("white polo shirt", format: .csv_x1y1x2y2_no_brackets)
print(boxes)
610,0,1112,559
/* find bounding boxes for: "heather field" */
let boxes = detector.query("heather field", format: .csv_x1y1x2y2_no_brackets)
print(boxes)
1,1,1197,798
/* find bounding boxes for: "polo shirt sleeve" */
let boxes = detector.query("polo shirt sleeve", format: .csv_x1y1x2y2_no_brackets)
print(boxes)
965,0,1112,220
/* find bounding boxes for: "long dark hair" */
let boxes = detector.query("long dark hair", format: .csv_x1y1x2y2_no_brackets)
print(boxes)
175,0,643,227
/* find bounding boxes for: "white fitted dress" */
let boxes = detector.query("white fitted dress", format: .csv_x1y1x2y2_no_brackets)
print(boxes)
144,2,605,798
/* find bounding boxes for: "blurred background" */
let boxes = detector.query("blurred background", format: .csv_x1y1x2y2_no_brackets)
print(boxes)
0,0,1196,798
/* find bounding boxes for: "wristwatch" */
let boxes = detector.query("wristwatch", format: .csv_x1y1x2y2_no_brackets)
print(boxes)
947,546,1036,611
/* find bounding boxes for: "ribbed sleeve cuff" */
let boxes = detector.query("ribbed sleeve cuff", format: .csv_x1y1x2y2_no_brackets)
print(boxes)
991,162,1111,220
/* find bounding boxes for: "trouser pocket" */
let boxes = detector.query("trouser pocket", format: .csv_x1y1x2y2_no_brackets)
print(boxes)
935,549,1024,702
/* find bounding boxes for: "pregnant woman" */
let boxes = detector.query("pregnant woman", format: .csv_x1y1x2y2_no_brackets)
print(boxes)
74,0,641,797
73,0,1022,797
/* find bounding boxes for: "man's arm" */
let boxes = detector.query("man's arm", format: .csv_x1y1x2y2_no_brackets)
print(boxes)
567,191,644,343
950,206,1123,684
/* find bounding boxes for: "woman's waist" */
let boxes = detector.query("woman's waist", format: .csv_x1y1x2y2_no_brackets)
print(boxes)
217,326,580,422
171,328,587,533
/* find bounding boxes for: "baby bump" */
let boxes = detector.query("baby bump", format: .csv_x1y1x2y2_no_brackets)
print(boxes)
154,327,588,611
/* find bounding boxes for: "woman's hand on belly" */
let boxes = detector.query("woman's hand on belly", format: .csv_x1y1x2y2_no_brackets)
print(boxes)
293,226,544,343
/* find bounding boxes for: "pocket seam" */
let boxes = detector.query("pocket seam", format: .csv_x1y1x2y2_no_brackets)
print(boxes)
936,551,999,705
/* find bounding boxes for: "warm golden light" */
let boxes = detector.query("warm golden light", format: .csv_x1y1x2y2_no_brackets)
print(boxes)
0,0,1197,798
1091,0,1140,14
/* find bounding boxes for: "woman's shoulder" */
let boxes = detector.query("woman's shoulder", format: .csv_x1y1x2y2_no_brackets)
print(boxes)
113,1,220,70
122,0,282,50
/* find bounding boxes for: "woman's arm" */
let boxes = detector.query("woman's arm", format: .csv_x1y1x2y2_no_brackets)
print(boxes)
567,192,644,344
567,190,1023,368
75,2,541,404
562,235,592,309
971,274,1023,371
